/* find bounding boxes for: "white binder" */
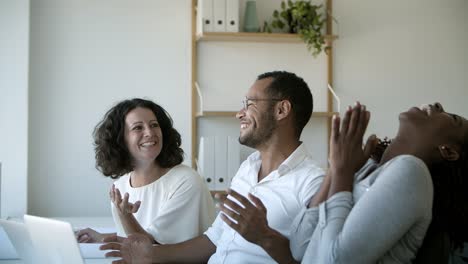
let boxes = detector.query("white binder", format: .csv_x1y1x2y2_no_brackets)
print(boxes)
198,137,216,190
198,0,214,33
227,136,240,185
213,0,226,32
214,136,228,190
225,0,239,32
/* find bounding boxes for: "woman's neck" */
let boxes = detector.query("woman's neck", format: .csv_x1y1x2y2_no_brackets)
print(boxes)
379,135,432,167
130,162,170,187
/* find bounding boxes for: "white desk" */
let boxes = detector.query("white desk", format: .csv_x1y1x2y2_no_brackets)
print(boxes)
0,217,117,264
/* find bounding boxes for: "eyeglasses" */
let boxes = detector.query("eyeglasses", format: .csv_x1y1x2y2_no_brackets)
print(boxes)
242,97,283,110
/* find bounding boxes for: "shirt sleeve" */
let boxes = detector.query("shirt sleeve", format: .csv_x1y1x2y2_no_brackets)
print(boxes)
302,155,433,264
204,213,225,246
146,171,213,244
289,206,319,261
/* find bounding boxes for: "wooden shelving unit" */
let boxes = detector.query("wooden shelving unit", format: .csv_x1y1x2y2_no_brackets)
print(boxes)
190,0,337,170
197,31,337,43
196,111,338,118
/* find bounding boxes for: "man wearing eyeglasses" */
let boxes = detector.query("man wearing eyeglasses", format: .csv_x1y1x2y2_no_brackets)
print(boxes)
101,71,325,264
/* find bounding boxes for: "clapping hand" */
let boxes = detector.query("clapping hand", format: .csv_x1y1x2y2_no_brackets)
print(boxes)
110,184,141,215
216,189,271,245
329,102,377,178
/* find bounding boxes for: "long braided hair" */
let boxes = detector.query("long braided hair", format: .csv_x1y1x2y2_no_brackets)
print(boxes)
430,136,468,250
372,136,468,250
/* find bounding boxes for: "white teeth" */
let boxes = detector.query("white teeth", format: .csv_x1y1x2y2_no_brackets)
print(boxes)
141,142,156,147
241,124,247,129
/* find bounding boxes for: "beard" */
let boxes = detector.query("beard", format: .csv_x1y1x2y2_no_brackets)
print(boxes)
239,106,277,148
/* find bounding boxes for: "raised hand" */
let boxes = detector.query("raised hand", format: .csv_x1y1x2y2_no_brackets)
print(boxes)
329,102,375,175
76,228,105,243
110,184,141,216
327,102,377,196
101,234,153,264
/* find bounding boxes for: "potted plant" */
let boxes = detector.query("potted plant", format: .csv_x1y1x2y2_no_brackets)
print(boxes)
264,0,328,57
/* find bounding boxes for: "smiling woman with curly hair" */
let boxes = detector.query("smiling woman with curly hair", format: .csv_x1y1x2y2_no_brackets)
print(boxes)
76,98,215,245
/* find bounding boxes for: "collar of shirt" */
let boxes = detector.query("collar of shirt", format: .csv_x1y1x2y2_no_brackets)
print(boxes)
246,142,309,181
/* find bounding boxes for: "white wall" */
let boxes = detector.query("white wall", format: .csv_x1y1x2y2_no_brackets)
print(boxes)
2,0,467,217
334,0,468,138
28,0,191,217
0,0,29,218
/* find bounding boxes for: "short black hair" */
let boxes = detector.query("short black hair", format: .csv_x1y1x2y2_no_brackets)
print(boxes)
257,71,313,138
93,98,184,178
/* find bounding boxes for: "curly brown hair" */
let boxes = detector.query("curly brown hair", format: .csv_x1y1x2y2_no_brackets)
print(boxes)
93,98,184,179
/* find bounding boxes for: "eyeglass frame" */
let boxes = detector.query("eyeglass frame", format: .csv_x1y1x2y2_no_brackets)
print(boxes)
242,97,283,110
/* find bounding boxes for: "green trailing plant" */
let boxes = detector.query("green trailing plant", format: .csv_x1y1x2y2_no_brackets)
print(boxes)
264,0,327,57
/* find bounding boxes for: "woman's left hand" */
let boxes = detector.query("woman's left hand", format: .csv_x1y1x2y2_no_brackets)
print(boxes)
110,184,141,216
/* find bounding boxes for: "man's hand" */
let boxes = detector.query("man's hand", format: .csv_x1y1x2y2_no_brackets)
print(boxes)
216,189,271,245
217,189,298,263
101,234,153,264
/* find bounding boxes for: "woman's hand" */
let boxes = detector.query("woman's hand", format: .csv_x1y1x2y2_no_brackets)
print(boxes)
329,102,375,174
110,184,141,216
327,102,377,196
76,228,106,243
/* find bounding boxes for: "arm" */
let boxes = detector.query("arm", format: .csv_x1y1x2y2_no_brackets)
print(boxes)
308,172,331,208
305,156,432,263
102,234,216,263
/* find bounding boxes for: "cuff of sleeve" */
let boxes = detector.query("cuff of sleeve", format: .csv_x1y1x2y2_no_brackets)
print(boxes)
318,192,353,228
204,226,220,246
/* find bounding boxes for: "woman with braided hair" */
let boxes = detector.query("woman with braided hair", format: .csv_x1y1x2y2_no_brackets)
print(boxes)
286,101,468,263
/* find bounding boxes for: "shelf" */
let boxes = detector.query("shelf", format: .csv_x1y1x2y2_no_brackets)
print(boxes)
197,32,338,43
196,111,338,118
196,111,237,118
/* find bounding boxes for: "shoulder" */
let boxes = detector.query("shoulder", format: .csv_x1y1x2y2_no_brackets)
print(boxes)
293,157,326,181
376,155,433,198
384,155,431,181
164,164,204,189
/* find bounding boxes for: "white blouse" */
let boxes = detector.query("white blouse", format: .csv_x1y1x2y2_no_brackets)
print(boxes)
112,164,216,244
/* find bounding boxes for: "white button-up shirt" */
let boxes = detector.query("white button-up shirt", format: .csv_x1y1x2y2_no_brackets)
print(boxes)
205,143,325,264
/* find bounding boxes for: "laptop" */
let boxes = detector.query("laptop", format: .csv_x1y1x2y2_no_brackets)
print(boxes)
24,215,115,264
0,219,36,264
